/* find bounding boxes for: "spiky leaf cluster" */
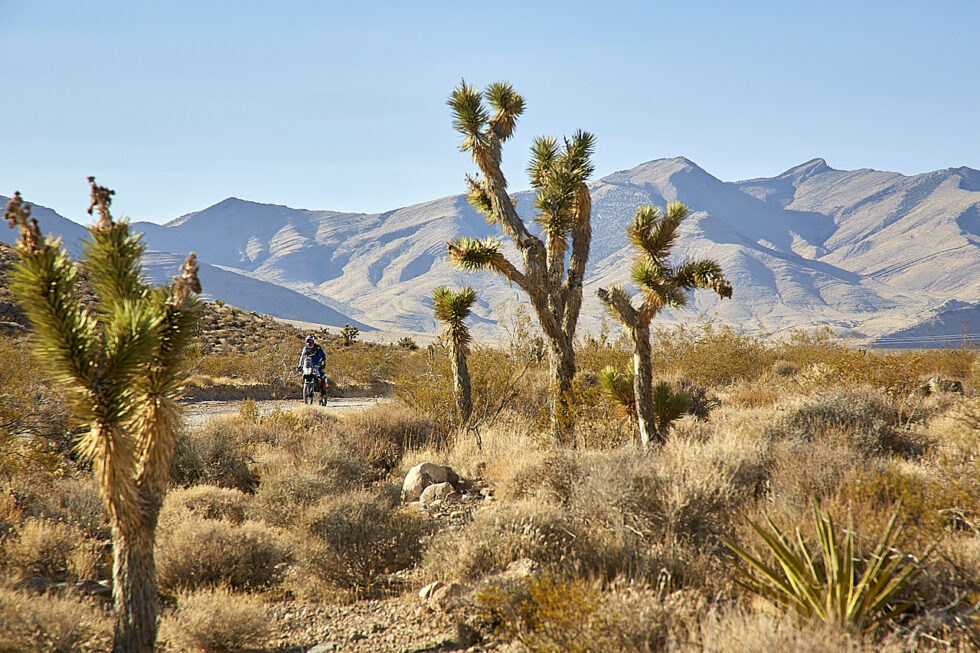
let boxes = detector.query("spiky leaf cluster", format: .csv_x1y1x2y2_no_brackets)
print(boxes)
447,236,505,273
432,285,477,350
529,131,596,240
725,502,931,633
597,365,636,419
651,381,692,431
4,180,200,528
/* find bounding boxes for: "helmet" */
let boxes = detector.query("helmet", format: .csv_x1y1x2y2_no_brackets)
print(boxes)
305,335,316,347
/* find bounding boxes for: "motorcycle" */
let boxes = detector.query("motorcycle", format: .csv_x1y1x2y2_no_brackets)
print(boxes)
301,360,328,406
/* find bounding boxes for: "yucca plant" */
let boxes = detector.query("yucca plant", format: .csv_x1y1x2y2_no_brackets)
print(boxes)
447,80,595,444
5,179,201,653
724,502,932,634
432,285,477,425
596,203,731,447
598,366,692,442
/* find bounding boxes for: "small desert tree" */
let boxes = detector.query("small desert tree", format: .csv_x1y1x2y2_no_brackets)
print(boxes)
447,80,595,444
341,323,359,346
597,202,731,447
5,179,201,653
432,285,477,425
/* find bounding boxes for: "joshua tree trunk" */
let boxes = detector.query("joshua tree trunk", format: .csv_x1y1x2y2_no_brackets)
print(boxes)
112,515,159,653
630,322,659,448
450,339,472,425
547,335,576,444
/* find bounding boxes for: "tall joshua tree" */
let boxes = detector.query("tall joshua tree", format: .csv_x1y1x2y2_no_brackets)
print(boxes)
432,285,477,425
597,202,731,448
447,80,595,443
5,179,201,653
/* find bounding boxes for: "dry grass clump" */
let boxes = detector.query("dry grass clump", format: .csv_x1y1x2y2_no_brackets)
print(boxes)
1,518,104,585
170,418,258,493
249,436,372,527
160,485,249,527
769,388,922,457
342,402,445,472
2,475,108,540
158,586,271,653
156,516,287,593
0,586,110,652
291,490,427,597
423,499,630,584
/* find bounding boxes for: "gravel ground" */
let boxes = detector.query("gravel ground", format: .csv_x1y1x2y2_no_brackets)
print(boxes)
180,397,385,428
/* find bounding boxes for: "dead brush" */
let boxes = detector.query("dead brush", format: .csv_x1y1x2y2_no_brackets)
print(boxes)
158,586,270,653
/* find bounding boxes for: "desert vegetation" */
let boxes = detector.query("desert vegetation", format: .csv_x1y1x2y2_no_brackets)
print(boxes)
2,90,979,652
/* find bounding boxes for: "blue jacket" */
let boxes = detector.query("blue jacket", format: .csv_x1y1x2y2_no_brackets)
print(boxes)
298,344,326,370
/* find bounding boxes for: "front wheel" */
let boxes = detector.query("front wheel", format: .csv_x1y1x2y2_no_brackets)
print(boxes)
303,382,313,404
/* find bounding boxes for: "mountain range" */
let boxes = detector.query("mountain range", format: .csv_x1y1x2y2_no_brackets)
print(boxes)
3,157,979,345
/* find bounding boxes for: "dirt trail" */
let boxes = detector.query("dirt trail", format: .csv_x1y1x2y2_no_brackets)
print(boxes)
180,397,385,428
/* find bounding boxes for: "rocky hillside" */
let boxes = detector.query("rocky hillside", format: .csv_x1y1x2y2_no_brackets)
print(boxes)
4,157,979,344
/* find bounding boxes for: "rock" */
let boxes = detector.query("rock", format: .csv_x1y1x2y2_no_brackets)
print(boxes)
402,463,459,502
76,579,112,598
432,582,472,611
307,643,340,653
420,482,456,506
419,580,442,600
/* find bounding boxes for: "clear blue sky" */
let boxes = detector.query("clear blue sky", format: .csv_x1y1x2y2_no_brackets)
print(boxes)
2,0,978,224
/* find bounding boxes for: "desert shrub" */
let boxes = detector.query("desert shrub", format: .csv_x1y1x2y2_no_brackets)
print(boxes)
249,438,371,527
1,518,103,584
396,346,544,433
342,402,444,471
695,608,881,653
423,500,628,584
156,516,287,592
0,586,110,652
160,485,249,526
293,491,427,596
652,322,773,386
158,586,270,653
767,438,857,508
770,389,921,457
836,463,980,549
476,573,606,653
170,419,258,492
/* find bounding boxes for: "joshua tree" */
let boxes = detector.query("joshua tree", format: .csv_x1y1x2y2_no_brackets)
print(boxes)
432,285,477,425
341,323,359,346
5,179,201,653
447,80,595,444
598,366,692,443
597,202,731,447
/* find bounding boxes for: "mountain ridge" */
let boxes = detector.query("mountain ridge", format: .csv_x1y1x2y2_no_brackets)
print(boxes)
4,157,979,344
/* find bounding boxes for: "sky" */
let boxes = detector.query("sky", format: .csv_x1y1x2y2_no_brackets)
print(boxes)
1,0,978,224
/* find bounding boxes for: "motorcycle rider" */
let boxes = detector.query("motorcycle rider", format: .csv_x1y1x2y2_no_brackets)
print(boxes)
297,334,328,397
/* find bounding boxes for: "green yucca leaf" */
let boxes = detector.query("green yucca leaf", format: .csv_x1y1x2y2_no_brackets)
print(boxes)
651,381,691,431
724,502,928,633
82,221,148,311
628,204,683,263
448,80,488,140
485,81,524,141
675,259,733,299
597,365,635,415
432,285,478,324
447,236,505,273
527,136,559,187
564,130,596,181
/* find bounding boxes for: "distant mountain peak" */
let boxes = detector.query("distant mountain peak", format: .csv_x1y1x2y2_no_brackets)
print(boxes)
778,158,833,179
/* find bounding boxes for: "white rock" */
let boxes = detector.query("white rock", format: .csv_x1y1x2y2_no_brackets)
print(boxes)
419,580,442,600
420,482,455,506
402,463,458,502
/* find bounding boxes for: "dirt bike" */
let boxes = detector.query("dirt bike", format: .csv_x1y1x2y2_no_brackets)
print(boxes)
301,360,328,406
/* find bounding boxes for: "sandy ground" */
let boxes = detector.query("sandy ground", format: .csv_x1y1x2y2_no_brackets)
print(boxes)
180,397,386,428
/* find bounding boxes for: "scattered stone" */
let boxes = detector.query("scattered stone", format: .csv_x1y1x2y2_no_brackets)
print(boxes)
419,580,442,601
420,482,456,506
402,462,460,502
432,582,472,611
307,643,340,653
349,630,367,641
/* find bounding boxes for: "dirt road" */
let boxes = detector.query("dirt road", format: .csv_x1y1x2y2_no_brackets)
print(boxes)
180,397,385,428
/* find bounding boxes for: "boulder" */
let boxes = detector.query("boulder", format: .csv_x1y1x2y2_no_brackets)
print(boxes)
402,463,459,502
419,482,456,506
431,582,472,611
